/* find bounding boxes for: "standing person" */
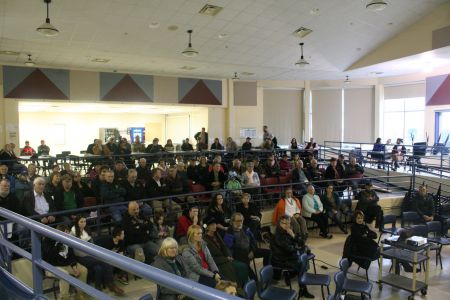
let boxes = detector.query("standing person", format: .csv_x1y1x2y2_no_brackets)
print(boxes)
302,184,332,239
152,237,187,300
263,125,273,141
182,225,221,288
70,216,124,296
194,127,209,151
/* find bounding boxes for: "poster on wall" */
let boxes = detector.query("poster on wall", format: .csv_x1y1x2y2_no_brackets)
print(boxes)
239,128,257,139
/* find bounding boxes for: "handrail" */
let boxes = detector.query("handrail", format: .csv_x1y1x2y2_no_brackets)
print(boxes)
0,208,240,300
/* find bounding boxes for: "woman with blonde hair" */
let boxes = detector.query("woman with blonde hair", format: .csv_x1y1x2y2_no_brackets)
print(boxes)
152,237,187,300
182,225,221,288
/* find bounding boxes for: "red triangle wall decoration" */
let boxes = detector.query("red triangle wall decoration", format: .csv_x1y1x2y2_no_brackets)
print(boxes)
5,69,68,99
427,75,450,106
102,74,151,101
179,80,221,105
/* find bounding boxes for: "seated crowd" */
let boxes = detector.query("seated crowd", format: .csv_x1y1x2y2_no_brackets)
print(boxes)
0,131,447,299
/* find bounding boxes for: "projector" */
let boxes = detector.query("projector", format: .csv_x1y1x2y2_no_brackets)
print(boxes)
406,236,427,246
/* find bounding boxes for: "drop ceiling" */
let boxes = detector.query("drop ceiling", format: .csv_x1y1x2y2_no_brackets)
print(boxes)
0,0,449,81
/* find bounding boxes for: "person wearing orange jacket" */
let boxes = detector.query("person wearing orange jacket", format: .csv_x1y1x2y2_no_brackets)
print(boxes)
272,187,308,240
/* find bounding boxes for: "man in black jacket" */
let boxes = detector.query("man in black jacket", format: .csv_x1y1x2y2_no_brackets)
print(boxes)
22,177,56,224
122,201,159,264
100,170,127,223
122,169,152,218
43,224,89,300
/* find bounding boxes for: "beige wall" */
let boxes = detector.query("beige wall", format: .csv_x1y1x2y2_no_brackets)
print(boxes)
19,111,165,154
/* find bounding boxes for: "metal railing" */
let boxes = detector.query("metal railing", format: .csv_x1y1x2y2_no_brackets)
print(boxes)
0,208,240,300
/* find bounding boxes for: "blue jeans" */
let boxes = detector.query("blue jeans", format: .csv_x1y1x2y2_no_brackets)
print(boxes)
127,241,160,264
108,205,128,224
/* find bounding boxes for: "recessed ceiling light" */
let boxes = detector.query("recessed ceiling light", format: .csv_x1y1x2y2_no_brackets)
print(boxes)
218,33,228,39
168,25,178,31
0,50,20,56
241,72,255,76
293,27,313,38
91,58,110,63
366,0,388,12
310,8,320,15
149,22,160,29
199,4,223,16
387,22,394,26
356,48,362,51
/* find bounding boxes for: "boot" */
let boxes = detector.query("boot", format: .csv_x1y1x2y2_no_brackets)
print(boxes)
107,282,125,296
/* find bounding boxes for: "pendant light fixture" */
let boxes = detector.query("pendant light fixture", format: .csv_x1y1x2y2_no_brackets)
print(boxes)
366,0,388,11
24,54,36,66
344,75,351,84
295,42,309,67
232,72,240,80
182,30,199,57
36,0,59,37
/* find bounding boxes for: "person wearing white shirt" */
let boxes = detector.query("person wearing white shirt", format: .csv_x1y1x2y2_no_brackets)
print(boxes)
302,185,332,239
22,177,56,224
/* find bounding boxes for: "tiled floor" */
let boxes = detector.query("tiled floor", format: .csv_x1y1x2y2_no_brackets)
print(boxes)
63,227,450,300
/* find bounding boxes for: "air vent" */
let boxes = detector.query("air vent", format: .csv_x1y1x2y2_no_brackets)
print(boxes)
91,58,110,63
179,66,197,70
293,27,313,38
199,4,223,16
0,50,20,56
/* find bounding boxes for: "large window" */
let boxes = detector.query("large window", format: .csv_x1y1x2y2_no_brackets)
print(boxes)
435,111,450,144
383,97,425,144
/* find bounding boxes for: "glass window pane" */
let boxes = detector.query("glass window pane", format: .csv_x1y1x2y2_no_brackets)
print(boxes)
438,112,450,143
405,111,424,144
384,99,404,112
384,112,404,141
404,97,425,111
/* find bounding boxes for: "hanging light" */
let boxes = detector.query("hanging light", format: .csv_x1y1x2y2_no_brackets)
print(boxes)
24,54,35,66
232,72,240,80
36,0,59,37
344,75,351,84
182,30,199,57
295,42,309,67
366,0,388,12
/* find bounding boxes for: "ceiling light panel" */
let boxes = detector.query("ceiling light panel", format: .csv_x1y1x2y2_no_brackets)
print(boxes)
293,27,313,38
198,4,224,16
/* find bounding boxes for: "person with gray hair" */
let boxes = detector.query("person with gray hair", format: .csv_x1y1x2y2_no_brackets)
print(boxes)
224,212,271,280
152,237,187,300
22,177,56,224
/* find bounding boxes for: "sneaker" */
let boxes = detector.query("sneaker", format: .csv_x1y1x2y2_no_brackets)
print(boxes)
134,248,145,263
